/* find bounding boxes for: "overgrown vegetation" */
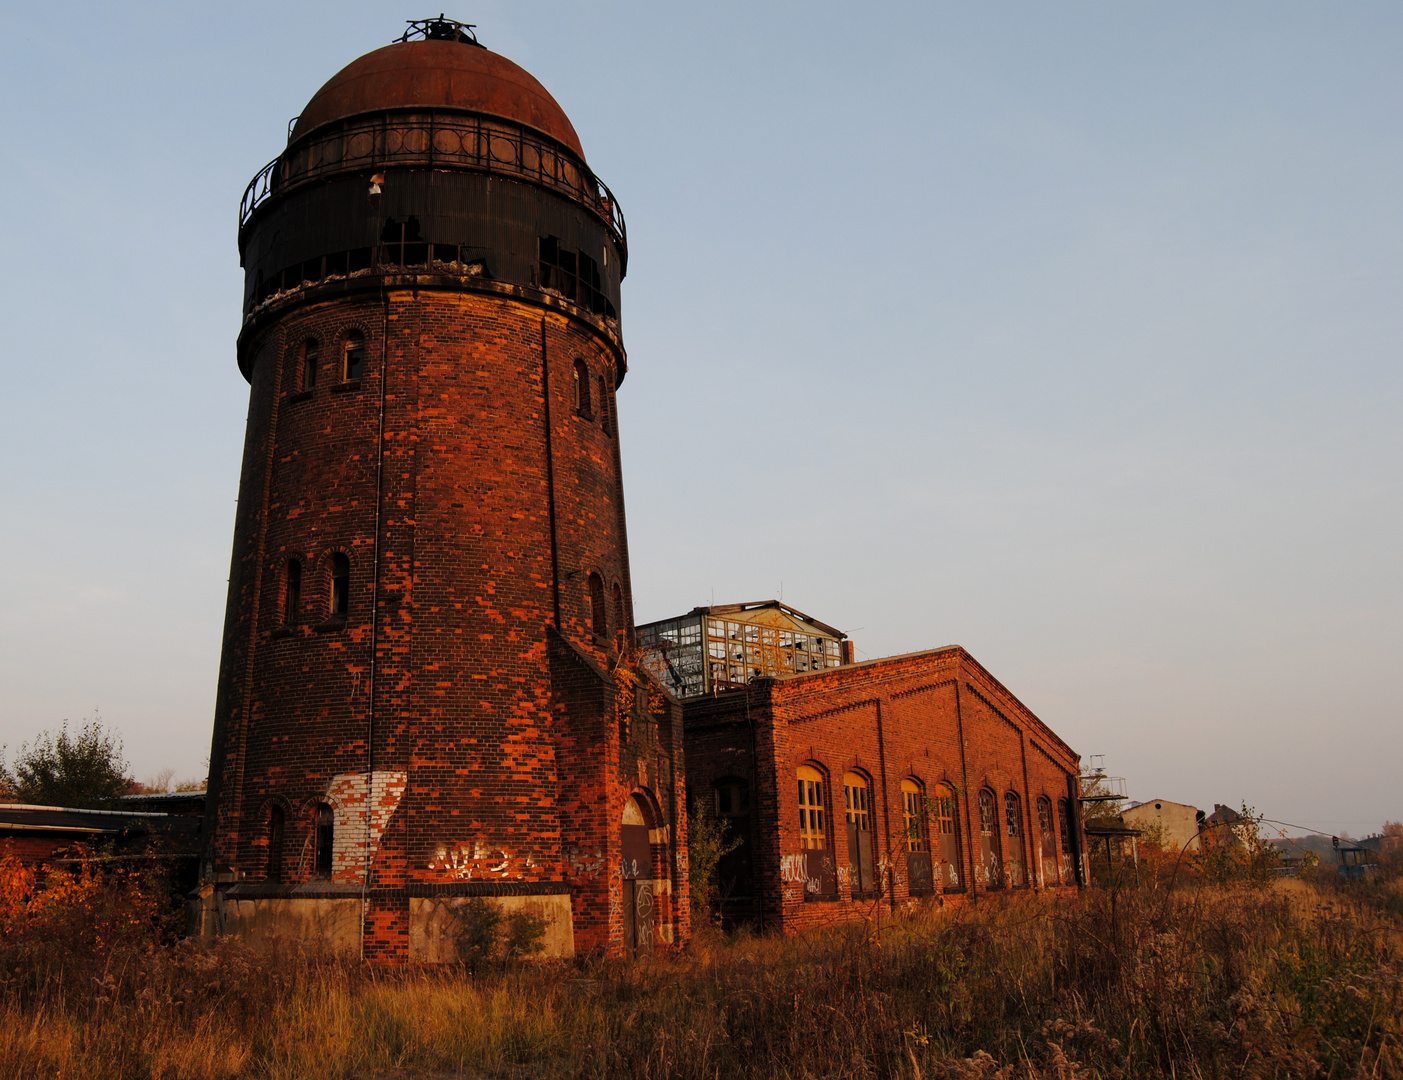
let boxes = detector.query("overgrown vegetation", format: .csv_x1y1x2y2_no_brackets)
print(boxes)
2,840,1400,1079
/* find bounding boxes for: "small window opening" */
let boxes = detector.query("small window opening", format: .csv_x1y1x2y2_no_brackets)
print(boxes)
330,553,349,617
573,359,592,417
344,331,365,381
284,559,302,625
588,571,606,638
267,805,285,882
314,803,334,879
301,339,319,390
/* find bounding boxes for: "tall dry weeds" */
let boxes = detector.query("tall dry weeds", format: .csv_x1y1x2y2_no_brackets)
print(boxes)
2,842,1400,1080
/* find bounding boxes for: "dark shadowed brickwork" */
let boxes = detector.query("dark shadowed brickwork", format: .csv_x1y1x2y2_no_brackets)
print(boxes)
200,25,686,959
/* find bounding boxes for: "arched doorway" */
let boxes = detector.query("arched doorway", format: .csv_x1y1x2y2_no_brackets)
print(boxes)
621,796,654,954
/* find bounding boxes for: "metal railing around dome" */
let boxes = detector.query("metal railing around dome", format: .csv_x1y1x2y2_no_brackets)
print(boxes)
239,110,626,268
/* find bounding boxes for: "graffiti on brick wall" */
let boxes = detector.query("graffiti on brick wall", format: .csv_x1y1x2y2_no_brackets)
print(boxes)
427,839,517,878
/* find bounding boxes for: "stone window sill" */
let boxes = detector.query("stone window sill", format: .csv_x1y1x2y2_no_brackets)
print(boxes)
331,379,361,393
269,626,295,639
315,617,347,633
288,390,313,404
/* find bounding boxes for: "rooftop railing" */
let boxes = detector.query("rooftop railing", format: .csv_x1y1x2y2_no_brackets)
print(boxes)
240,111,627,270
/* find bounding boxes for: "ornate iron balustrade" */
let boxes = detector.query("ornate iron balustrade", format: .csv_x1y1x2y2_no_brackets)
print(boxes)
240,111,627,267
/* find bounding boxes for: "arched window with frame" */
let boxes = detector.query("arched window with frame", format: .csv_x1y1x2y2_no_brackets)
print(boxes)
797,765,826,850
1058,798,1076,884
330,553,349,617
573,358,592,417
1004,791,1026,886
267,804,285,882
314,803,334,879
1037,795,1060,885
343,330,365,381
844,771,877,895
797,764,835,898
978,788,1003,887
902,778,933,895
587,572,606,639
301,338,319,391
284,558,302,626
932,782,962,889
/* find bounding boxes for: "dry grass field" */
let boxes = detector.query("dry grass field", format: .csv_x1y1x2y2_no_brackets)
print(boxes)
1,847,1400,1080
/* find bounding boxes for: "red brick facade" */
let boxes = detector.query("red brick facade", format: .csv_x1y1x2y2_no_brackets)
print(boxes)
683,648,1083,932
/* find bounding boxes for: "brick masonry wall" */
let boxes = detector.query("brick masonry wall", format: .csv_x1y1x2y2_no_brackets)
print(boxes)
683,647,1082,935
204,284,684,958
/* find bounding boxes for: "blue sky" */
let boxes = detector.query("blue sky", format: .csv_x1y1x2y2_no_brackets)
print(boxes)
0,2,1399,834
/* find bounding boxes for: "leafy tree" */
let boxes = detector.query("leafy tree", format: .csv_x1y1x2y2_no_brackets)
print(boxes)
1,716,133,808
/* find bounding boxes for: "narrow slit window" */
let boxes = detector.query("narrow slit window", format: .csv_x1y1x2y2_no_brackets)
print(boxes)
267,805,285,882
344,331,365,381
302,340,319,390
284,559,302,625
588,572,606,638
573,358,592,417
314,803,334,879
330,553,349,617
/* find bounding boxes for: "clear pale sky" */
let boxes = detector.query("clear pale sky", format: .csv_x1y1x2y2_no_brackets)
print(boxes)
0,3,1398,835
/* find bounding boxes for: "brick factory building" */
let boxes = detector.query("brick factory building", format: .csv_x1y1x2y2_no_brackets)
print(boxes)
643,606,1085,929
199,18,685,959
199,19,1085,960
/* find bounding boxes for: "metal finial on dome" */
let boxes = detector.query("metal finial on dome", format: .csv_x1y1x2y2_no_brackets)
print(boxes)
399,14,483,46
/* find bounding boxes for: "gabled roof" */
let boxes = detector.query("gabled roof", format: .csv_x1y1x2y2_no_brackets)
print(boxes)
685,600,845,641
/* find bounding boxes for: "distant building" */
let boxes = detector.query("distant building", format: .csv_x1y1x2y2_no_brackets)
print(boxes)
638,601,852,699
1122,798,1203,852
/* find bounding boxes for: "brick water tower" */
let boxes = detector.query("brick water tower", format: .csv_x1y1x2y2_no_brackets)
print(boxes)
200,17,686,959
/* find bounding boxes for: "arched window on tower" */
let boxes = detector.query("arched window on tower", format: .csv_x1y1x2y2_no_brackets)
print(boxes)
573,358,592,417
314,803,334,879
301,339,319,391
267,805,285,882
330,553,349,617
588,572,606,639
343,330,365,381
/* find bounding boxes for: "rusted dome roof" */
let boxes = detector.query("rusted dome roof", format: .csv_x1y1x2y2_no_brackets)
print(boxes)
291,39,585,159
